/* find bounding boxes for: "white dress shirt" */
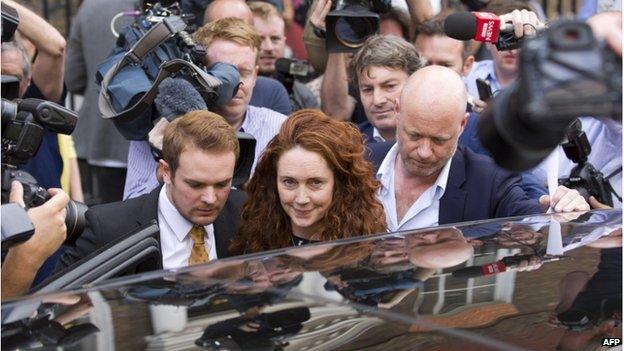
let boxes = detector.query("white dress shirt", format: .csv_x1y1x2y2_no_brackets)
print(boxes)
157,185,217,270
376,143,452,232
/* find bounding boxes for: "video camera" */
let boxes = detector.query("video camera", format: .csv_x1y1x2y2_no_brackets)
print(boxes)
325,0,391,52
1,99,88,248
478,19,621,172
97,0,241,141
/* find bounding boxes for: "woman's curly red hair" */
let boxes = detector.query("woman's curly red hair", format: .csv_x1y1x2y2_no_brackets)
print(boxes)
230,109,387,255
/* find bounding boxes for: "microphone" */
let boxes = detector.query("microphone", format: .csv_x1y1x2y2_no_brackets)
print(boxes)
444,12,523,51
452,255,568,279
154,77,207,122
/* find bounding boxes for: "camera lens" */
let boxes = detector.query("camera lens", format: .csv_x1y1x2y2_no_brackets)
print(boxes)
335,17,375,48
64,200,87,246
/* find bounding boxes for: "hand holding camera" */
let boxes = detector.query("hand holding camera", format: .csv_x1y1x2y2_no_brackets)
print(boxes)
8,181,69,263
2,182,70,298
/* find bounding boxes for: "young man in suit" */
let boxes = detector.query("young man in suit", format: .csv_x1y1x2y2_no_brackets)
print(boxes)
369,66,590,232
57,111,245,273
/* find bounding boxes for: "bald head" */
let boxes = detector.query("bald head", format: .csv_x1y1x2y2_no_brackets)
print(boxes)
204,0,254,25
394,66,469,179
400,65,467,121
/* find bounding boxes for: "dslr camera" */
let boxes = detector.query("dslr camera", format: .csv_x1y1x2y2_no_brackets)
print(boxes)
0,3,87,248
558,119,619,206
1,99,87,248
478,19,621,172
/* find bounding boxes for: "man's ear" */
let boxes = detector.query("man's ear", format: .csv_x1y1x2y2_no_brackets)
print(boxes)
459,112,469,134
392,97,401,116
462,55,475,77
159,159,172,185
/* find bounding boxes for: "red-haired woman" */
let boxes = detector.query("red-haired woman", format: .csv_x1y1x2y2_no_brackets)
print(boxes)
230,109,387,254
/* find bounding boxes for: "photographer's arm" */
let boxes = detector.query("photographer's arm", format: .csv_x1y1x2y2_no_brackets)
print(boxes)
1,182,69,298
405,0,433,30
3,0,66,101
321,53,356,121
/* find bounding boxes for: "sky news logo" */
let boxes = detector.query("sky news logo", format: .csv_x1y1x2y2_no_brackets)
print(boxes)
602,338,621,346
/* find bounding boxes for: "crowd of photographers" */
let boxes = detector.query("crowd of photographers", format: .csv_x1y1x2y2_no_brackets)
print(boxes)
0,0,621,298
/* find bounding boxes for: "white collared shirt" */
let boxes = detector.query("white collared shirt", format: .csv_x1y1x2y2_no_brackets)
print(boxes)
157,185,217,270
376,143,453,232
372,127,386,143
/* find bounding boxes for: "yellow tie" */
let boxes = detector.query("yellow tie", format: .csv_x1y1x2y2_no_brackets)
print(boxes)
188,225,210,266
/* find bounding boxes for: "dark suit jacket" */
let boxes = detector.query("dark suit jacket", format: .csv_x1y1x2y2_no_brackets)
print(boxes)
366,143,542,225
358,121,375,144
56,186,246,274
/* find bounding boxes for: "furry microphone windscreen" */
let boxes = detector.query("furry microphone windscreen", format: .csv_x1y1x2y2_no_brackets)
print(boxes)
155,77,208,121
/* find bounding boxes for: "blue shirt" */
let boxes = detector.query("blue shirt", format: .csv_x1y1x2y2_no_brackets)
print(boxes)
250,76,292,116
464,60,502,101
20,83,63,189
123,106,287,199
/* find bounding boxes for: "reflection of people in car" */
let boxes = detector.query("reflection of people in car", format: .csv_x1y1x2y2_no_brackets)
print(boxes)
552,247,622,351
283,241,373,272
405,228,473,269
467,223,545,249
230,109,387,254
195,307,311,350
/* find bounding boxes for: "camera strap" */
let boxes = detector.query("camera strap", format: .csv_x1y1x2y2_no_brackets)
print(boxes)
98,17,221,124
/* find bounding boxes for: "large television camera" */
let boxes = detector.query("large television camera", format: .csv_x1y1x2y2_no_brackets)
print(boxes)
97,1,241,141
325,0,391,52
478,19,621,172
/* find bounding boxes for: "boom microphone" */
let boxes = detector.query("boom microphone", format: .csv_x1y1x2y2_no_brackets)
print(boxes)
154,77,208,121
444,12,522,51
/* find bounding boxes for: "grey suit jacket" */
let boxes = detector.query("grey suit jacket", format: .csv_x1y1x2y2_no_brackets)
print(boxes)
65,0,136,163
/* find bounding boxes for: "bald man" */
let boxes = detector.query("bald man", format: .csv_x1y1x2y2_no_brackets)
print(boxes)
204,0,254,24
369,66,589,231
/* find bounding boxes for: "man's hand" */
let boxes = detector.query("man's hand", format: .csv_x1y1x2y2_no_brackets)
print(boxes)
309,0,332,31
9,183,69,266
2,182,69,298
538,185,590,213
589,196,612,209
499,9,543,38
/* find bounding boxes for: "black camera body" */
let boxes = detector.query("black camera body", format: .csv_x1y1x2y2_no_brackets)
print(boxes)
1,99,87,247
325,0,391,52
478,19,622,171
519,20,621,128
558,119,616,207
1,2,19,43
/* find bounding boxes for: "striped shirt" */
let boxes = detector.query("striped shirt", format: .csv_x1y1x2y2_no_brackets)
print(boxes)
123,106,287,200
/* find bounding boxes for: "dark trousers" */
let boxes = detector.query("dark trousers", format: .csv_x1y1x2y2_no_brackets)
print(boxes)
78,158,127,205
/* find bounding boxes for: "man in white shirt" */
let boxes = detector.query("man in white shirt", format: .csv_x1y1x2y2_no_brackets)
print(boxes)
58,111,245,273
369,66,590,232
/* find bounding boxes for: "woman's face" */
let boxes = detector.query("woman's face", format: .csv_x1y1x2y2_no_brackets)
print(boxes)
277,146,335,238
